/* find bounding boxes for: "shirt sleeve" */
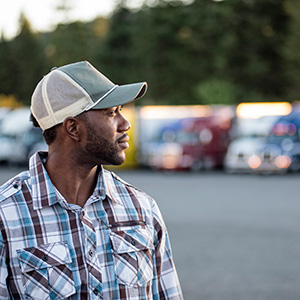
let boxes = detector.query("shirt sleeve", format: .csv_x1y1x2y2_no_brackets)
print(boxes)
151,200,184,300
0,230,9,298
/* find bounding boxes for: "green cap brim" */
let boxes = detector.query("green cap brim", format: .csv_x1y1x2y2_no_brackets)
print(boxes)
91,82,147,110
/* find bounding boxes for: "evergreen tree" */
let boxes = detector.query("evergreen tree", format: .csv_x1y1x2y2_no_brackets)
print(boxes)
46,21,97,67
0,35,14,96
9,14,49,105
97,7,138,85
283,0,300,100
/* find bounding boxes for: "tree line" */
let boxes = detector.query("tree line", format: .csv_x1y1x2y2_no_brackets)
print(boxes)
0,0,299,107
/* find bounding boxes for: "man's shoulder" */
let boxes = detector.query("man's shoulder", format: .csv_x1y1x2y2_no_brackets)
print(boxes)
104,169,144,191
103,169,154,202
0,171,30,204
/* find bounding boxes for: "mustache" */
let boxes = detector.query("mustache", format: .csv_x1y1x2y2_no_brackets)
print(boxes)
116,133,128,143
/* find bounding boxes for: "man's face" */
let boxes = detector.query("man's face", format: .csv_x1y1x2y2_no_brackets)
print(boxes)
81,106,131,165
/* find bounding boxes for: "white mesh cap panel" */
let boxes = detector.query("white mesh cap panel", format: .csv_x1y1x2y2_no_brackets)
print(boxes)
30,80,48,120
46,71,90,113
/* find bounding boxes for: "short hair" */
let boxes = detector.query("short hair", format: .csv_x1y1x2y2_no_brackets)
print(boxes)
30,113,59,145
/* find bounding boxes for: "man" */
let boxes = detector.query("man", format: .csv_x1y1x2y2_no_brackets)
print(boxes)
0,61,183,299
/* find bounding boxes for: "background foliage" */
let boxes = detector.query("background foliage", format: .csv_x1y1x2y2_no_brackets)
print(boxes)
0,0,298,106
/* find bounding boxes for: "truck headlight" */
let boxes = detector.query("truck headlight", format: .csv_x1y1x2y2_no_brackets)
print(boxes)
248,155,261,169
275,155,291,169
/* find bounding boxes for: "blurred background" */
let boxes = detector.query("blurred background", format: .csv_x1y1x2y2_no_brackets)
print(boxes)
1,0,300,299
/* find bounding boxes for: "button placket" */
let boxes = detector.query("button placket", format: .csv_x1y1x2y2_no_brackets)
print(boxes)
81,209,97,261
89,285,102,300
83,230,97,263
86,246,97,265
81,206,103,298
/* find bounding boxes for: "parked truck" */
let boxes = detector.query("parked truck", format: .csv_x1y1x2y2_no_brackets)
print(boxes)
247,108,300,174
143,113,232,171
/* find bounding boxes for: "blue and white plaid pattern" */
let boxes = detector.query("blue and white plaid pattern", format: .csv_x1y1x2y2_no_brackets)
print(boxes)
0,152,183,299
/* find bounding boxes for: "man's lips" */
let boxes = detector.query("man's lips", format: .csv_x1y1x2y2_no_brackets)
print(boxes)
117,134,129,149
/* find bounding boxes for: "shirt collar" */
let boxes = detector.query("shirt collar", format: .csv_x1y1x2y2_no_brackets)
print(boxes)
29,152,115,210
84,165,107,205
84,167,123,206
101,169,127,206
30,152,60,210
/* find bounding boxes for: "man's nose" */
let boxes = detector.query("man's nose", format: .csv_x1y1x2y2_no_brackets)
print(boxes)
119,113,131,132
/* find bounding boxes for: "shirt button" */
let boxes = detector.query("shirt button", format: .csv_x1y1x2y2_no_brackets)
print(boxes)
131,240,136,246
88,250,94,257
82,211,85,216
93,288,99,295
42,255,48,261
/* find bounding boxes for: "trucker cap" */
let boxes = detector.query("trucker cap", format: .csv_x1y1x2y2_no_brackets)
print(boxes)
31,61,147,131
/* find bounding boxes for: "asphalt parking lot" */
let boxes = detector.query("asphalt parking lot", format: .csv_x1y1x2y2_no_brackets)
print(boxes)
1,166,300,300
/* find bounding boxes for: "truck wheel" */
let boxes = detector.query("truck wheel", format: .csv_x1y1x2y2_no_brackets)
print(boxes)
190,159,203,172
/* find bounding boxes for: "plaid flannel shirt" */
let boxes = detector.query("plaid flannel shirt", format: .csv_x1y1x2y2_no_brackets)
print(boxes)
0,152,183,300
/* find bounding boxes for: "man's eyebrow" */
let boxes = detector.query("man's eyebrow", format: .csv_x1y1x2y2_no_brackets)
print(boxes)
100,107,112,112
109,105,122,110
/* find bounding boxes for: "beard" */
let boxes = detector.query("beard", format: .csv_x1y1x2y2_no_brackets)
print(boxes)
84,123,126,166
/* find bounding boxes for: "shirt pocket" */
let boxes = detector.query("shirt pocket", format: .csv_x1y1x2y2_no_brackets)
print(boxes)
16,241,76,300
109,228,154,287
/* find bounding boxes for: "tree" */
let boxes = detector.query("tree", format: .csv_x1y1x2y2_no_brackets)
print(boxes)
9,14,49,105
225,0,289,101
195,79,242,105
100,0,289,105
0,36,15,96
96,7,138,84
46,21,95,67
282,0,300,100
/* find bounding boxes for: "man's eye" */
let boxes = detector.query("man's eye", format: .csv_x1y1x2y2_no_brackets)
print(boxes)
112,107,121,114
109,109,117,116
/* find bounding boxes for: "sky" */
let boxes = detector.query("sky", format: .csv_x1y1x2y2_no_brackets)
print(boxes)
0,0,118,39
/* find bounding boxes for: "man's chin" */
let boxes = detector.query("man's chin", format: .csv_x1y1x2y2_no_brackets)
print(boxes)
102,154,126,166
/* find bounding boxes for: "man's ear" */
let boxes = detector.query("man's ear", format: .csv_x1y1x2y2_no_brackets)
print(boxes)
62,117,82,142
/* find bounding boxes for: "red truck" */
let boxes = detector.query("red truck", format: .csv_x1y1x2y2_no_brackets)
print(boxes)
145,114,232,171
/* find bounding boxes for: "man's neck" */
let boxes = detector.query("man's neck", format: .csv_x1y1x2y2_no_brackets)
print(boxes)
44,152,99,207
